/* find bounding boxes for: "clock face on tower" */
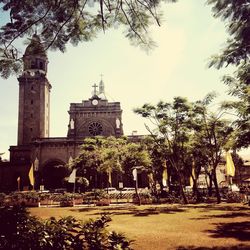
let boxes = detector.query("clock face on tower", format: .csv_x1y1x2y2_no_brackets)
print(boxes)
92,99,99,106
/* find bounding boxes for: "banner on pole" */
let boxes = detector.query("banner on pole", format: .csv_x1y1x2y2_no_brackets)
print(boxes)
68,169,77,183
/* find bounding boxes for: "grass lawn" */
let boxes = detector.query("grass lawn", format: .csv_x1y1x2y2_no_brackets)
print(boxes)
29,203,250,250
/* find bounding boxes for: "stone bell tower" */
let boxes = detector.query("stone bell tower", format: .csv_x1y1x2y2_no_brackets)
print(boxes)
17,34,51,145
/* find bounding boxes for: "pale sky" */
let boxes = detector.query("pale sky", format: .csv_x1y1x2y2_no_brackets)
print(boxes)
1,1,248,159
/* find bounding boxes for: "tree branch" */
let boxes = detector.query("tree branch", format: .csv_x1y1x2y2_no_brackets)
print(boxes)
120,1,146,44
5,5,52,50
45,8,76,50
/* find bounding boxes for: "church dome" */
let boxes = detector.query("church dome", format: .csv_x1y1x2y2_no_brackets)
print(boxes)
24,34,47,58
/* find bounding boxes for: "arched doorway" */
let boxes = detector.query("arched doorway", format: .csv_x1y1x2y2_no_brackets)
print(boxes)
41,160,68,190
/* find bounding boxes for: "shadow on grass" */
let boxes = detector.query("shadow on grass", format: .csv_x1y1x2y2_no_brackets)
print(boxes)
87,205,186,217
186,204,250,212
177,244,250,250
191,212,250,220
206,221,250,241
70,207,96,213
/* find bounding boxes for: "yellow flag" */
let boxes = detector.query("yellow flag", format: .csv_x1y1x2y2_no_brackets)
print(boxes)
190,164,195,187
29,164,35,187
226,151,235,177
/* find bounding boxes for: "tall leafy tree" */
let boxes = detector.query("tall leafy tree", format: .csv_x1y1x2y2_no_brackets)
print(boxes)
134,97,195,204
207,0,249,68
71,136,151,188
72,136,125,187
71,137,103,188
120,141,152,187
0,0,177,78
142,136,167,186
192,92,234,203
97,136,126,187
207,0,250,148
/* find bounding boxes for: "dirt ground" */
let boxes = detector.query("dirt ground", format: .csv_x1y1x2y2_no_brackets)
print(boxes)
29,203,250,250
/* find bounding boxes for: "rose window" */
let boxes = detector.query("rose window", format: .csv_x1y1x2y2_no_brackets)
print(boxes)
88,122,103,136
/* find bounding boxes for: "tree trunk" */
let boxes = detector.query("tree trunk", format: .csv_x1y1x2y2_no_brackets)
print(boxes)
135,180,141,206
177,173,188,204
212,169,221,203
192,179,201,203
208,174,213,197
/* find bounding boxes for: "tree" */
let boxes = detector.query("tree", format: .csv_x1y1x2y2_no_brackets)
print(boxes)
142,136,167,187
219,68,250,149
134,97,195,204
120,140,152,187
207,0,250,148
97,136,126,187
71,136,124,188
192,92,234,203
71,136,151,188
0,0,177,78
135,94,236,203
207,0,249,68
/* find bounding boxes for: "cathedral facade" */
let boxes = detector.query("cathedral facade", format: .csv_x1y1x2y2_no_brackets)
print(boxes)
3,34,126,191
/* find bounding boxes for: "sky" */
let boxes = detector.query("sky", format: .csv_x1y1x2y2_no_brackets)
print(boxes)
0,1,249,160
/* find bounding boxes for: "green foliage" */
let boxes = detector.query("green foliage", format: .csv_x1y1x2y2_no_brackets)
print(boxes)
92,189,110,200
0,205,133,250
220,64,250,148
72,136,151,185
135,97,197,204
135,94,235,203
120,142,152,173
207,0,250,148
0,205,44,249
225,191,242,203
207,0,250,68
192,94,235,203
0,0,177,78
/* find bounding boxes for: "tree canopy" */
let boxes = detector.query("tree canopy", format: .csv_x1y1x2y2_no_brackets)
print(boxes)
208,0,249,68
134,94,235,203
208,0,250,148
70,136,151,187
0,0,177,78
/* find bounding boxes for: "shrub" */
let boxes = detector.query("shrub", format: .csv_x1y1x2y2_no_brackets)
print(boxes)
0,206,133,250
152,192,180,204
92,189,109,200
132,192,152,204
226,192,242,203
